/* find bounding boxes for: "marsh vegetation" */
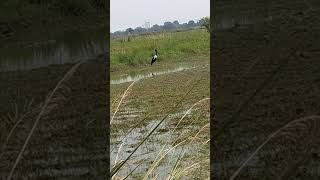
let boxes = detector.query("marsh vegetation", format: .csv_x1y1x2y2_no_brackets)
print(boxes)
110,28,210,179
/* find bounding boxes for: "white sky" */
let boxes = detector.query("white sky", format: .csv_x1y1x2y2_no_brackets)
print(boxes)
110,0,210,32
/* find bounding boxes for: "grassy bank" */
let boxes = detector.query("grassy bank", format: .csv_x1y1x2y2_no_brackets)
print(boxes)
110,29,209,71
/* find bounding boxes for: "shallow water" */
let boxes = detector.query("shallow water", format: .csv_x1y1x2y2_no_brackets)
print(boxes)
110,107,201,178
110,65,200,85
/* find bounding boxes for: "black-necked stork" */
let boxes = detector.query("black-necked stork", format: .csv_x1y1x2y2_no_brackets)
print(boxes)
150,49,158,65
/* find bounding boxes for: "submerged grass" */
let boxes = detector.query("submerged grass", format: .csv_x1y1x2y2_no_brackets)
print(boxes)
111,76,201,177
110,67,210,179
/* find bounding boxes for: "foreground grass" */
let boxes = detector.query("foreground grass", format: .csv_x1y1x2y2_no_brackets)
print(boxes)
110,29,209,71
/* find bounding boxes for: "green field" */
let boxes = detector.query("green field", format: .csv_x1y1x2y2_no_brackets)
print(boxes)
110,29,210,71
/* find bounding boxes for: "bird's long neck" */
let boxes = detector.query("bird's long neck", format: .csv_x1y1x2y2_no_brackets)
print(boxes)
155,51,157,55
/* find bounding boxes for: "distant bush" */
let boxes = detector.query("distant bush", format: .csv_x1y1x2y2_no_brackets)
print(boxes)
200,17,210,33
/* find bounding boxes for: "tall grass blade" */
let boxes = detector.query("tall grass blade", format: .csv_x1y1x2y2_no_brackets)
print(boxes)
111,81,136,124
230,116,320,180
7,61,84,180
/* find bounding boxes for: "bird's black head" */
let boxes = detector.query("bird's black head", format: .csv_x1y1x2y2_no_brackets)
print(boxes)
155,49,157,52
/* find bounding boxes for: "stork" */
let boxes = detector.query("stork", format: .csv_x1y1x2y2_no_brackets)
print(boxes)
150,49,158,65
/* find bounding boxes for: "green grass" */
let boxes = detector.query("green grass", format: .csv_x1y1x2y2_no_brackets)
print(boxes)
110,29,210,71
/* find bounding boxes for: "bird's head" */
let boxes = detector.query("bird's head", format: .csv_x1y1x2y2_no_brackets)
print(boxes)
155,49,157,52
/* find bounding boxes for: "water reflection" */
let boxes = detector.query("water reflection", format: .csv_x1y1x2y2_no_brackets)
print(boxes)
0,29,107,72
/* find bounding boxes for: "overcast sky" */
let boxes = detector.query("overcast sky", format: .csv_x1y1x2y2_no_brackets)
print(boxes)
111,0,210,32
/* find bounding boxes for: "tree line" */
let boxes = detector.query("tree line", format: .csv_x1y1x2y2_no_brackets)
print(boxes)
112,17,210,36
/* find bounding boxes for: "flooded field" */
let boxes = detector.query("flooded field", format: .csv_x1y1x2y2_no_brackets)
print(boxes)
110,58,210,179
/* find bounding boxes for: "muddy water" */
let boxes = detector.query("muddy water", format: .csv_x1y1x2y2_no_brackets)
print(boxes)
111,64,208,85
110,107,201,178
0,29,107,72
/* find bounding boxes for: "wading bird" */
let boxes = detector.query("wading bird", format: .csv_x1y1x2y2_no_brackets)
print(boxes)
150,49,158,65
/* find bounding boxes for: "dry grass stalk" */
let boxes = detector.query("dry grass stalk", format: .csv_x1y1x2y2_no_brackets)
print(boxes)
142,99,209,179
172,98,210,134
169,123,210,178
111,91,124,110
170,161,201,179
113,142,124,171
142,139,189,180
230,115,320,180
0,101,40,160
144,122,210,179
110,81,136,124
7,61,84,180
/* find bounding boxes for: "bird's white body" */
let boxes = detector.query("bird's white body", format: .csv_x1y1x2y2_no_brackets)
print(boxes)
153,55,157,59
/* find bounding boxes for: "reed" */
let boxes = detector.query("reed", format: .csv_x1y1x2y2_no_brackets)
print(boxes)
7,60,84,180
110,81,136,124
230,116,320,180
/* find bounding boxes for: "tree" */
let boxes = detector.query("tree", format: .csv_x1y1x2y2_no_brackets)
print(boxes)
134,26,147,33
187,20,195,27
173,20,179,27
152,24,161,31
163,21,175,30
125,28,134,34
113,31,122,35
181,23,188,28
200,17,210,32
